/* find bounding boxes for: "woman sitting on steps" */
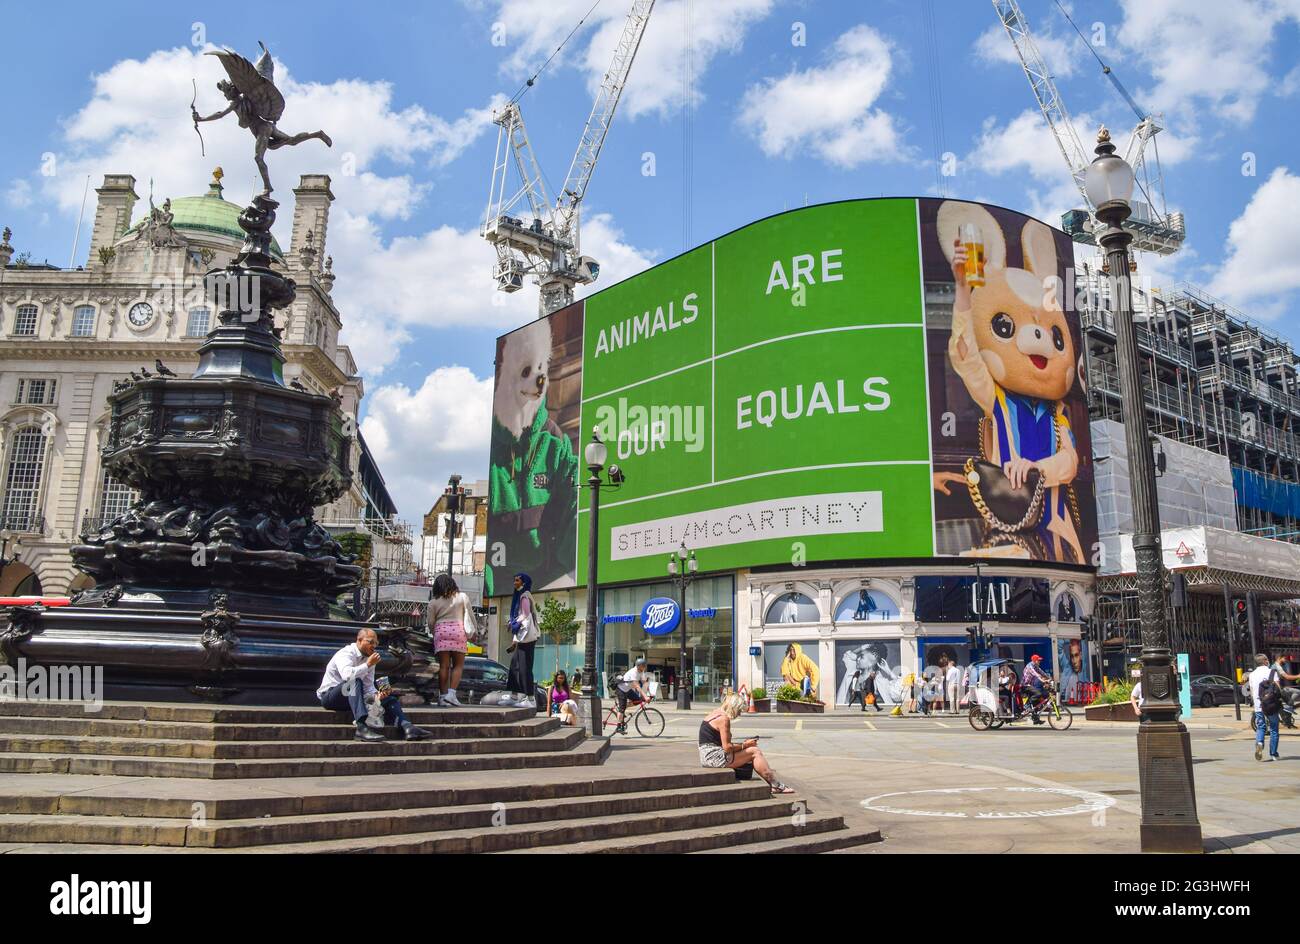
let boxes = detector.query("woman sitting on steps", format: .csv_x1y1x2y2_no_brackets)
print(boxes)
698,692,794,795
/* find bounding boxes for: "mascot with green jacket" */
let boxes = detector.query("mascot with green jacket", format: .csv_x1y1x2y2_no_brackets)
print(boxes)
486,318,579,597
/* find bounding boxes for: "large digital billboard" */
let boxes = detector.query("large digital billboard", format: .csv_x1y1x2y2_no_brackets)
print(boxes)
485,198,1097,596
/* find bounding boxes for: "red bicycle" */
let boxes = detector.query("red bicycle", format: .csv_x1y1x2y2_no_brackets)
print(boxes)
602,694,666,737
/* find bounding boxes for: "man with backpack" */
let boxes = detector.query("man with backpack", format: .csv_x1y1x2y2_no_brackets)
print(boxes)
1249,653,1297,762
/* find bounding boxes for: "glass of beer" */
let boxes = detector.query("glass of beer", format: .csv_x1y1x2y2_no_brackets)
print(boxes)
960,222,986,288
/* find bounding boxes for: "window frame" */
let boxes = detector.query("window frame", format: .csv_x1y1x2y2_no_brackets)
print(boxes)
13,304,38,337
71,304,97,338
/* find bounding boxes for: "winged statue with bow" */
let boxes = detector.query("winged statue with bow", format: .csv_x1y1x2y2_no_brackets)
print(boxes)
192,41,332,195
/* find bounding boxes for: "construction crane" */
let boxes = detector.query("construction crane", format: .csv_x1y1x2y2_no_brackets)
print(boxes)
483,0,656,317
992,0,1185,255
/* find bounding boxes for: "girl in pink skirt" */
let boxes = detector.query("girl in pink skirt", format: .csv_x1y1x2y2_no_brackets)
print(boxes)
428,573,477,707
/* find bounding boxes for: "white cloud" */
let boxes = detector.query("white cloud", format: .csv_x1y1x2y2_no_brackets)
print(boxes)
968,109,1075,183
5,179,32,209
360,366,495,520
1208,168,1300,318
738,25,910,169
972,21,1079,79
1116,0,1300,124
489,0,773,118
330,206,654,374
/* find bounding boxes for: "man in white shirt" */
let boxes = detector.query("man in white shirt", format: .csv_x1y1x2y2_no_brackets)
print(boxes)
317,628,430,742
614,657,650,733
1248,653,1296,762
944,658,962,715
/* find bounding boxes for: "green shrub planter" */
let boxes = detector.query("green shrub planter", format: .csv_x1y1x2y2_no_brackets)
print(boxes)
750,698,771,713
776,699,825,714
1084,702,1138,722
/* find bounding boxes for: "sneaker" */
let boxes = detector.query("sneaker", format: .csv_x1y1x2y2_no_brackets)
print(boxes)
1256,743,1264,761
496,692,518,706
519,695,536,709
1266,755,1278,762
444,690,464,708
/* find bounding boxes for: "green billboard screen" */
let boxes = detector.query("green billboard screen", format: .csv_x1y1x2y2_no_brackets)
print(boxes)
485,198,1098,596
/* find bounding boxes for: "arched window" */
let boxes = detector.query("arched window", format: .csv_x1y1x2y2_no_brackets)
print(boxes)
13,304,37,336
1055,592,1083,623
764,591,819,624
2,425,47,531
834,587,901,622
186,308,211,338
96,468,136,526
71,305,96,337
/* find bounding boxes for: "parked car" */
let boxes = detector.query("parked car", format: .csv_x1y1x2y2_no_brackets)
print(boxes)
1190,674,1238,707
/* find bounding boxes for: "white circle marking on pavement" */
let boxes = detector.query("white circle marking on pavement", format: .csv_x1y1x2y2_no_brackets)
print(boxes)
861,786,1116,819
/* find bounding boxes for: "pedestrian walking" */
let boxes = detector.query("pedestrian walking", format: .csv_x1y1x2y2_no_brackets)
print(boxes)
847,670,866,711
1249,653,1284,762
864,667,883,712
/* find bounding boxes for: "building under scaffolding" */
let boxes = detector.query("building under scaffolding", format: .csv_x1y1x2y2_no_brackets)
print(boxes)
1082,267,1300,676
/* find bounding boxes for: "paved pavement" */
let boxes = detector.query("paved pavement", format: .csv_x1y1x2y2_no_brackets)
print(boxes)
600,704,1300,853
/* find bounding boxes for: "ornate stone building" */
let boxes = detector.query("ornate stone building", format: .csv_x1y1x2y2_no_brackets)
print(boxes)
0,169,402,595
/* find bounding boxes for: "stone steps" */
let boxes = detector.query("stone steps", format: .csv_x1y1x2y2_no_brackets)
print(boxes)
0,735,610,779
506,811,853,854
208,797,808,854
0,715,560,742
0,726,581,760
0,700,881,853
702,828,884,854
0,769,745,819
0,701,536,726
0,782,776,849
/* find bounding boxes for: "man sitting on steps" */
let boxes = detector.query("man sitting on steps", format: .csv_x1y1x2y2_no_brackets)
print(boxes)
317,628,431,742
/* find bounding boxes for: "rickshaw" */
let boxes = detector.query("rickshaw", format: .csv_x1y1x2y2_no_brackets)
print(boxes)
966,658,1073,731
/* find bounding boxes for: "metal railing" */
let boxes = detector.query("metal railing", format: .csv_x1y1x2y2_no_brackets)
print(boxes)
0,512,44,534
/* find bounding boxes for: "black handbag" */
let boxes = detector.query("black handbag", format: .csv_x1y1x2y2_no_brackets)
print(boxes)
964,458,1046,532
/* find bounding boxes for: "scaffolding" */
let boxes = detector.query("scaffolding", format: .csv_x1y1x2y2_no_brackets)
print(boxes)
1084,273,1300,540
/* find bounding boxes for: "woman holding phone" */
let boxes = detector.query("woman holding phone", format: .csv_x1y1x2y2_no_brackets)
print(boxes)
698,692,794,795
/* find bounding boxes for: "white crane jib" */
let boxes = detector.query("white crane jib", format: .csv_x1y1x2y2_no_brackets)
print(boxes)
992,0,1184,256
483,0,656,317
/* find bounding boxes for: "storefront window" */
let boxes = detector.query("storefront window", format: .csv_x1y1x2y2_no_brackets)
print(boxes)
833,639,904,706
764,591,819,624
762,642,822,699
833,587,900,622
599,575,734,703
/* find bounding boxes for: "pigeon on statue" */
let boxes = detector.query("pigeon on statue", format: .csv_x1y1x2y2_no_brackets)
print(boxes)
155,359,177,377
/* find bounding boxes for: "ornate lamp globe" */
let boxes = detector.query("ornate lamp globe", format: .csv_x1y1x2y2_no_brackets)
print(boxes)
584,429,608,471
1085,127,1135,216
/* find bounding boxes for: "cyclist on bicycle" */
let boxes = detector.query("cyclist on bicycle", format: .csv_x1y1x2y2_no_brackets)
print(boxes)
615,657,650,734
1021,654,1052,725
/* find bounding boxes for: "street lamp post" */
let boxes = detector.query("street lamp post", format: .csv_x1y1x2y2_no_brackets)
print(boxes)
444,474,463,577
667,543,698,710
581,429,624,736
1087,127,1202,853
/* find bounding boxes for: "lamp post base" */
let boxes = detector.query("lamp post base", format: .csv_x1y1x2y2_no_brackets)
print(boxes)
676,688,691,711
1137,719,1203,853
587,693,603,738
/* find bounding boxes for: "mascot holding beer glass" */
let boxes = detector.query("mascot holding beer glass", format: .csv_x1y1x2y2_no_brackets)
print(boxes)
934,201,1085,564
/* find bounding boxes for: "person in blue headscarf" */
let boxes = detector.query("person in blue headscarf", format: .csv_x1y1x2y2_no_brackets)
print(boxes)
504,573,539,708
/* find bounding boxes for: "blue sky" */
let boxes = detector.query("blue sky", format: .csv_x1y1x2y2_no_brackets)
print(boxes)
3,0,1299,521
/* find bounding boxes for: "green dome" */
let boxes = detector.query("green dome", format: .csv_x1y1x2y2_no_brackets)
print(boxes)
126,178,284,259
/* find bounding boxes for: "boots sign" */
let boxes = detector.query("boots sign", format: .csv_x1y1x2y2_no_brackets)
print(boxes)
914,576,1051,623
